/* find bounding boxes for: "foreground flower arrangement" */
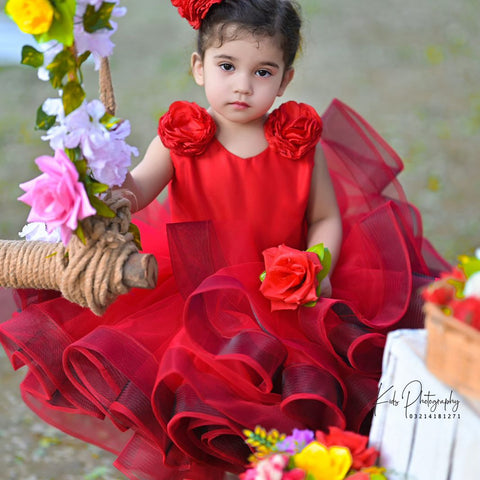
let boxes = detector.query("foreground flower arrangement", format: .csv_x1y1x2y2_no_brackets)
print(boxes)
5,0,137,244
422,248,480,330
241,426,388,480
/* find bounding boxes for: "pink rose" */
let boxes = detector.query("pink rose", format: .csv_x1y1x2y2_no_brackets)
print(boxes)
260,244,322,311
18,149,96,245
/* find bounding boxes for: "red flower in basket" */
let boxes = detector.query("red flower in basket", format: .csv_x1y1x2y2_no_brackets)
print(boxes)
171,0,223,29
422,249,480,331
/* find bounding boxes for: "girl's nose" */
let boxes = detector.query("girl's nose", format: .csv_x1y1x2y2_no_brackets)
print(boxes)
234,74,252,95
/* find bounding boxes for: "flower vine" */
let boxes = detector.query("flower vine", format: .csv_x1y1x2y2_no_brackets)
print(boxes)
5,0,137,245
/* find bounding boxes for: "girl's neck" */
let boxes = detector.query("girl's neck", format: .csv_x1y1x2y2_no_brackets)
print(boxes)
209,109,269,158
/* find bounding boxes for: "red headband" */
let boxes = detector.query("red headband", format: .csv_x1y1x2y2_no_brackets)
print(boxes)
171,0,224,29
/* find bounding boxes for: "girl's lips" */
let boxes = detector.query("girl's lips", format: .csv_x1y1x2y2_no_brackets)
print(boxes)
231,101,250,109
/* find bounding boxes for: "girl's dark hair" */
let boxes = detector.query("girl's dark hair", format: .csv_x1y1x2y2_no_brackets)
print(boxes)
198,0,302,69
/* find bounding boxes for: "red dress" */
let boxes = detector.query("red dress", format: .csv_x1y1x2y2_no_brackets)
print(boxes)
0,99,449,480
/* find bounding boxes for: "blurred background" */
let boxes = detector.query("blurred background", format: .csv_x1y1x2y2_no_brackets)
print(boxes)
0,0,479,478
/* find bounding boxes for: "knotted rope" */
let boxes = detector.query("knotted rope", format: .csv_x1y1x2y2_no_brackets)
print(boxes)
0,191,156,315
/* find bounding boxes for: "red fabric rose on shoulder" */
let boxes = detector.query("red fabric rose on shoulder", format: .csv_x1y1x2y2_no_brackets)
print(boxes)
264,101,323,160
158,101,216,156
171,0,223,29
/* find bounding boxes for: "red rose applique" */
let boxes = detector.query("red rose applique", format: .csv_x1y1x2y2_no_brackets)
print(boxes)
171,0,223,29
158,101,216,156
260,244,323,312
264,101,323,160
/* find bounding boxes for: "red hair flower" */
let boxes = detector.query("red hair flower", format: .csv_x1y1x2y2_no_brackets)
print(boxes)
171,0,223,29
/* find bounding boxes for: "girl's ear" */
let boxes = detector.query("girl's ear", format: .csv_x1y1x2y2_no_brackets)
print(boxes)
191,52,205,86
277,68,295,97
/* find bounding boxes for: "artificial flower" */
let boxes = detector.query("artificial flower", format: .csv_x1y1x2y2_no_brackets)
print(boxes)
259,244,323,311
18,149,96,245
171,0,223,29
422,248,480,331
19,222,61,243
5,0,54,35
275,429,315,455
74,0,126,69
292,441,352,480
315,427,378,470
158,101,216,155
264,102,323,160
42,99,136,187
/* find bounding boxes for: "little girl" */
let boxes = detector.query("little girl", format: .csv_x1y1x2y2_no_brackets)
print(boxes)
0,0,450,479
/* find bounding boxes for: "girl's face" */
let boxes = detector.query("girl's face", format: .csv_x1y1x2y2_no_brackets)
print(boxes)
192,29,294,127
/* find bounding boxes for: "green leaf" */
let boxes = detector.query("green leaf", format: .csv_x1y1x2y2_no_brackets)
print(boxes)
259,271,266,282
77,50,91,67
74,159,88,178
307,243,332,297
459,255,480,278
62,81,86,115
100,112,122,130
21,45,44,68
34,0,76,46
89,195,116,218
35,105,57,131
74,223,87,245
88,181,109,195
129,223,143,250
47,48,76,89
83,2,116,33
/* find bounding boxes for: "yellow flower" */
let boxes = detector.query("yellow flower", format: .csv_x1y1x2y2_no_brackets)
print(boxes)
5,0,54,35
293,442,352,480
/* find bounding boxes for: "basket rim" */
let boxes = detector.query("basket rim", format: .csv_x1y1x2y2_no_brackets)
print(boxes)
424,301,480,339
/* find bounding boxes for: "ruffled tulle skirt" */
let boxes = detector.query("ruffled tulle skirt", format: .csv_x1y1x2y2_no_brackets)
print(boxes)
0,99,450,480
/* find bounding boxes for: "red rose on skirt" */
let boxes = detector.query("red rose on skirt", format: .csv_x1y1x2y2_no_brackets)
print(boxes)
315,426,378,470
158,101,216,155
260,244,322,311
264,101,323,160
171,0,223,29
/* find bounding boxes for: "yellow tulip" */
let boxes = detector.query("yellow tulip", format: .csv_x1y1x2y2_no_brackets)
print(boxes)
293,442,352,480
5,0,54,35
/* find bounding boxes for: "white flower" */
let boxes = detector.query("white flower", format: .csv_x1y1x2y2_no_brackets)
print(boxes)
19,222,61,243
37,41,63,82
74,1,126,69
464,272,480,299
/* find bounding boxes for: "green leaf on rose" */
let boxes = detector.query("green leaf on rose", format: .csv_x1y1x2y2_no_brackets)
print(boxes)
306,243,332,298
35,105,57,131
21,45,44,68
259,271,266,282
89,195,116,218
458,255,480,278
47,48,76,89
74,158,88,177
62,81,86,115
34,0,76,46
83,2,116,33
88,180,110,196
74,223,87,245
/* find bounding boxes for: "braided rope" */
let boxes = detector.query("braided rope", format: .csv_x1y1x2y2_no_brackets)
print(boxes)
0,192,142,315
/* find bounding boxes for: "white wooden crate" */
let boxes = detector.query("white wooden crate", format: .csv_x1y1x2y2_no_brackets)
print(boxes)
369,329,480,480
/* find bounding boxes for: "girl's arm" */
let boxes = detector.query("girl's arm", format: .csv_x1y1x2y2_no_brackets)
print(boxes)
120,136,174,212
306,142,343,295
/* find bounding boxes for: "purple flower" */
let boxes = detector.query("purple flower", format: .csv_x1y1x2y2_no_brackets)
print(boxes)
18,150,96,245
276,429,315,455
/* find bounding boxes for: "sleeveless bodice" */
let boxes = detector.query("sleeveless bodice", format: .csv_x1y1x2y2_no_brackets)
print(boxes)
158,101,322,261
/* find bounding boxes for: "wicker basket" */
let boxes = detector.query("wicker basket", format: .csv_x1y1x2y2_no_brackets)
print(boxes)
425,302,480,399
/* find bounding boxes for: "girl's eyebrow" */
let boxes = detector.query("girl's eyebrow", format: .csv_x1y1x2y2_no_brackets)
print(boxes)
213,54,280,69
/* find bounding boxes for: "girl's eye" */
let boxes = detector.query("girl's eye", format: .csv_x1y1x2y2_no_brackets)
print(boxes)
256,69,272,78
220,63,234,72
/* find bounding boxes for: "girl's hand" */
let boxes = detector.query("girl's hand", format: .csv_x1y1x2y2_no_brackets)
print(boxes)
320,276,332,298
